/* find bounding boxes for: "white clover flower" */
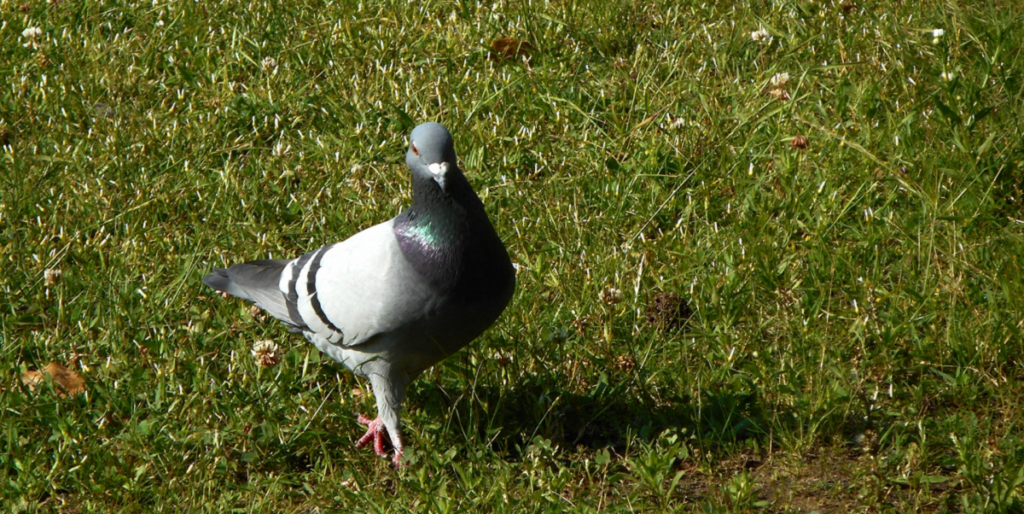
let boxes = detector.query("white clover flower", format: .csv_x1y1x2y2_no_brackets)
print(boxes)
252,340,280,368
22,27,43,49
44,268,62,287
492,351,514,366
770,72,790,87
665,114,685,129
751,27,772,43
261,56,277,72
599,287,623,305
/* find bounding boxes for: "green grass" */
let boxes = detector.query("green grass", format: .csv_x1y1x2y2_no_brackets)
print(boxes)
2,0,1024,511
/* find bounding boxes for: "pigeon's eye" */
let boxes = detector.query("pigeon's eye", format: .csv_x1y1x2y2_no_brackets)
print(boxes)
411,143,420,156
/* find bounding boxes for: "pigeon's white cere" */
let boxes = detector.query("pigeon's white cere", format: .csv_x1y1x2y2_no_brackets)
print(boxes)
428,162,449,188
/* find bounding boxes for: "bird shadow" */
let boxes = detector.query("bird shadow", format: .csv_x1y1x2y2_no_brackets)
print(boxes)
408,372,771,458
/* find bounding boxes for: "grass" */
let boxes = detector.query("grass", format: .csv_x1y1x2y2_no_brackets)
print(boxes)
2,0,1024,511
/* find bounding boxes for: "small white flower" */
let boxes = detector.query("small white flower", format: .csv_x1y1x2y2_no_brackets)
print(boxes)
599,287,623,305
252,340,281,368
751,27,772,43
44,268,62,287
22,27,43,49
940,70,955,81
932,28,945,38
155,19,165,27
492,351,514,366
669,117,685,129
272,140,288,156
261,56,277,72
770,72,790,87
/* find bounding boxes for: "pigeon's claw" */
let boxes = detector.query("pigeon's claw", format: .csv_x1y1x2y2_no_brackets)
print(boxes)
355,414,405,469
356,414,389,458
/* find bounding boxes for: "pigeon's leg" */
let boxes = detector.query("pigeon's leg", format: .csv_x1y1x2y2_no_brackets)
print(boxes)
354,370,408,468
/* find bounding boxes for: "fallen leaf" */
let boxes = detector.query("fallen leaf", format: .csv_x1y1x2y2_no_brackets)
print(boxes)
21,363,86,397
490,37,533,61
20,370,44,389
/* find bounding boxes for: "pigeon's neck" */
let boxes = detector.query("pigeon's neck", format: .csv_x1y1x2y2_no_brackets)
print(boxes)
394,170,481,291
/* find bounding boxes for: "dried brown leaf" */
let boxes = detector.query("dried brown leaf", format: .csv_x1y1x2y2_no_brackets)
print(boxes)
20,370,44,389
21,363,85,397
490,37,533,61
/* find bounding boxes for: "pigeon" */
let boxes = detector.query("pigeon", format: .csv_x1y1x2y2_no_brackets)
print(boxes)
202,122,516,467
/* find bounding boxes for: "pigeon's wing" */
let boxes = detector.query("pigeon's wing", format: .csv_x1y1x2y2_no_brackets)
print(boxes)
280,219,438,347
203,259,308,330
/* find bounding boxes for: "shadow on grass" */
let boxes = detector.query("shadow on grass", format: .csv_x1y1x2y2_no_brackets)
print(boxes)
410,374,770,458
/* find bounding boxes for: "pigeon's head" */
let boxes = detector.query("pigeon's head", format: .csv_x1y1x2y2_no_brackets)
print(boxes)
407,122,458,190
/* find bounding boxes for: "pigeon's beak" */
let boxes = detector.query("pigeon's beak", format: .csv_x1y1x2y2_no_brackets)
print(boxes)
427,162,448,189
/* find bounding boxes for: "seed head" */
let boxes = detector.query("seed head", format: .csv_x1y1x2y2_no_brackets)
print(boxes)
791,135,809,150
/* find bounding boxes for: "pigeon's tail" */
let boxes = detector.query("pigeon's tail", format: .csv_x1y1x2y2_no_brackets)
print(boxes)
203,259,305,330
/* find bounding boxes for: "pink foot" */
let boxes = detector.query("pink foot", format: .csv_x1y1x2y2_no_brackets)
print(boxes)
355,414,404,468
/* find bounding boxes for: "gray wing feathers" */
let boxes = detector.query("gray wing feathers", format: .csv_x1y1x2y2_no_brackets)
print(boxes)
300,221,438,347
202,259,307,330
204,221,436,349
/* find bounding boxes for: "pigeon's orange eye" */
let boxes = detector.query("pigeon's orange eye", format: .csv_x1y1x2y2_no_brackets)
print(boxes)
411,143,420,156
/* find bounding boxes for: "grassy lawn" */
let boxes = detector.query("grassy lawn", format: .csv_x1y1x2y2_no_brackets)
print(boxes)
3,0,1024,511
